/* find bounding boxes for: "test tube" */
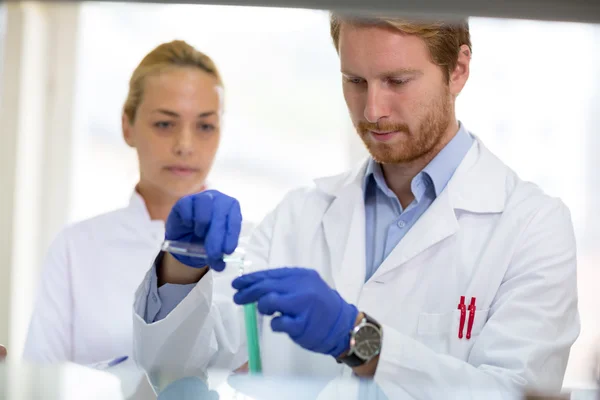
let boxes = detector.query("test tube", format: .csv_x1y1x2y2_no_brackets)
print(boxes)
161,239,262,374
161,240,248,266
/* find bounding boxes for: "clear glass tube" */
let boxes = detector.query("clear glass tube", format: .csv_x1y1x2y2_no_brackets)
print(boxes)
161,240,250,268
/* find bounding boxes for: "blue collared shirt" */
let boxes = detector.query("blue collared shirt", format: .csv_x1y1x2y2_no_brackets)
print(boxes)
363,124,473,281
144,124,474,322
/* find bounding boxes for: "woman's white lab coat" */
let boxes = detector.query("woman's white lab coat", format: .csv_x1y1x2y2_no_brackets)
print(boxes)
24,192,165,364
133,139,580,397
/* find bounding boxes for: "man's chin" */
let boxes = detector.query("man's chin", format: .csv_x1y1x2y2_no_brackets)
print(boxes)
364,138,436,164
362,137,407,161
368,149,426,164
365,144,406,164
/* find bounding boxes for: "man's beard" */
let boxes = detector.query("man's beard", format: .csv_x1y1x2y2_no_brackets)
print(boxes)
357,87,452,164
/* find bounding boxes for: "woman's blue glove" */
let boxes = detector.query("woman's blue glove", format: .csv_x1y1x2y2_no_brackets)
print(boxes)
232,267,358,358
165,190,242,271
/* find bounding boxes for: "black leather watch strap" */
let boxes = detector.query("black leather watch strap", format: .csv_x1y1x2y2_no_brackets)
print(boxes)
337,351,366,367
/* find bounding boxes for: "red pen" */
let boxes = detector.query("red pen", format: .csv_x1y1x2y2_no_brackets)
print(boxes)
466,297,477,340
457,296,466,339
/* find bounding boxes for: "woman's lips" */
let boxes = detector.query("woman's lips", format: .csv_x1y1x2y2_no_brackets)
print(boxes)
164,166,199,177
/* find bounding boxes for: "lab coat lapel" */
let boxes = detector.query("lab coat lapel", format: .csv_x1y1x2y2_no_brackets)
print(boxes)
126,190,165,244
370,189,459,281
369,138,507,281
319,166,367,305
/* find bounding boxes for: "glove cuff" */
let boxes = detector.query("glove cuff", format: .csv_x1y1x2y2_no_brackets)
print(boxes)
327,298,359,358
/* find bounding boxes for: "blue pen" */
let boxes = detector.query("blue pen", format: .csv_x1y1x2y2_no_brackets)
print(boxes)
107,355,129,367
90,355,129,370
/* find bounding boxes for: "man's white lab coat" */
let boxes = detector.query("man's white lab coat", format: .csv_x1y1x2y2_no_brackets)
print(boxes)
133,138,579,398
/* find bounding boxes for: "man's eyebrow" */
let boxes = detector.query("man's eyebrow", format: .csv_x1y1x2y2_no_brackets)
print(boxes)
378,68,423,77
341,68,423,77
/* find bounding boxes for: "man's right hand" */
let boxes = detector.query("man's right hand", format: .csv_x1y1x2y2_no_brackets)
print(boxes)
165,190,242,272
0,344,6,361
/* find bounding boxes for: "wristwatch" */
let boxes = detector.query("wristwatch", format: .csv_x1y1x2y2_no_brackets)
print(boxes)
337,312,383,367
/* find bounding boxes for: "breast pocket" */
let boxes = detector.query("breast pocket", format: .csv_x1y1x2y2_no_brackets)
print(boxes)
417,308,490,358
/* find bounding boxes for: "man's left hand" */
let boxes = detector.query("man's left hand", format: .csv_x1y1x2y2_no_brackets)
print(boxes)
232,267,358,358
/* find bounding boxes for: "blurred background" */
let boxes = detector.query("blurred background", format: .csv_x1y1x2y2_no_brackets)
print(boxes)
0,0,598,389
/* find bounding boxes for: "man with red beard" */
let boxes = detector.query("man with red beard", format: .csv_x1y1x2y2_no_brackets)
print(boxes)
133,15,579,397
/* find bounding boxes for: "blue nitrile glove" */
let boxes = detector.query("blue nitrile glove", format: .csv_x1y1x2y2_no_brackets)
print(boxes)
165,190,242,271
232,267,359,358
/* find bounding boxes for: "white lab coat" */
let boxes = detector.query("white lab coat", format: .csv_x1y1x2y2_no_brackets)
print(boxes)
24,192,165,364
133,138,580,397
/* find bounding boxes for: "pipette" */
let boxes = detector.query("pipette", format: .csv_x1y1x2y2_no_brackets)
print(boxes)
161,240,262,374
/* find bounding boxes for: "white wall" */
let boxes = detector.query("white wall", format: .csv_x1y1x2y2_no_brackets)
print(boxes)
69,4,354,225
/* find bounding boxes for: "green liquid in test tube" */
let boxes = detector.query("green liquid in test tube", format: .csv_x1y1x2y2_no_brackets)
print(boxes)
241,274,262,374
161,240,262,374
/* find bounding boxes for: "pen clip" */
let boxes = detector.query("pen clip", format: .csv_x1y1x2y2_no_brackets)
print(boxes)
466,297,477,340
457,296,466,339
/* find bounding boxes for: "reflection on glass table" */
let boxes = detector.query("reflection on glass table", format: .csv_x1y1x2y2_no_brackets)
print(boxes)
0,361,124,400
156,369,599,400
1,362,598,400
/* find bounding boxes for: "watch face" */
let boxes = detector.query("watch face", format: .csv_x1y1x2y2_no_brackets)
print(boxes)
353,324,381,360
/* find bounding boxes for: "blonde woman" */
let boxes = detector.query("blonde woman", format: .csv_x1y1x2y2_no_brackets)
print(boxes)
23,40,229,365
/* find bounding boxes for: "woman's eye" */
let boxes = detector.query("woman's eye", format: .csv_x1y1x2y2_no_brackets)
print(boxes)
198,123,216,132
154,121,174,129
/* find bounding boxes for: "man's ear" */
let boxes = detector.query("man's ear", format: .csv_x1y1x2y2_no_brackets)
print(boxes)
122,112,135,147
449,44,471,96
